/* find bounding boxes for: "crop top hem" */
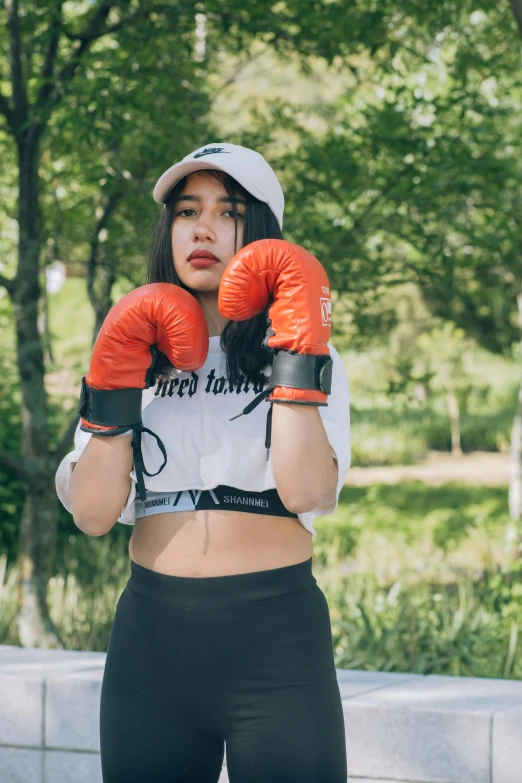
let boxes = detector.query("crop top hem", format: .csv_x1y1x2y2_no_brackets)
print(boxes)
134,485,299,520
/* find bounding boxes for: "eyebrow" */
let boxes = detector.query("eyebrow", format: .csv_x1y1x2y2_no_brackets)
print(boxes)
177,194,247,205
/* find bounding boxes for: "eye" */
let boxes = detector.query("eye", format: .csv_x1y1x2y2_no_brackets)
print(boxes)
224,209,244,218
176,209,195,217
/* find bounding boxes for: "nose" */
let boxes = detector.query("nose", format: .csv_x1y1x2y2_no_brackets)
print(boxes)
192,215,216,242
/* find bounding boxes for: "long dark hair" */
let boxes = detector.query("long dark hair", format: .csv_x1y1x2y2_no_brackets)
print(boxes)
146,169,284,387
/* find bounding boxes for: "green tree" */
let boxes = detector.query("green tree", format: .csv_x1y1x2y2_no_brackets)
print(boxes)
0,0,406,648
264,2,522,516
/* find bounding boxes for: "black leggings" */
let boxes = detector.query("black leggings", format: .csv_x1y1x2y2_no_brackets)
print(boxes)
99,557,347,782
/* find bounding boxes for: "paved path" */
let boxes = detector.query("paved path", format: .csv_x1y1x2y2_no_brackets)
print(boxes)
345,451,510,487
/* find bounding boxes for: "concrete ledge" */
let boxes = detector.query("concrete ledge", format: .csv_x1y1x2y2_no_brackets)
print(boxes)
0,747,42,783
342,673,522,783
43,751,102,783
0,644,521,783
492,704,522,783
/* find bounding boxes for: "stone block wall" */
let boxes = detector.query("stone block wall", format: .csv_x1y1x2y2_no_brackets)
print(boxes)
1,644,521,782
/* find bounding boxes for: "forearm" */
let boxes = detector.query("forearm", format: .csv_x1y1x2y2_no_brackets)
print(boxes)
270,402,337,514
69,433,134,536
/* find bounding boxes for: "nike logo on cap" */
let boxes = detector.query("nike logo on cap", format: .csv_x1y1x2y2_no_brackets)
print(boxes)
194,147,230,158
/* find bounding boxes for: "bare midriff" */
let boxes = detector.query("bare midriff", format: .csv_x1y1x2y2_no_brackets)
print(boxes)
128,509,313,577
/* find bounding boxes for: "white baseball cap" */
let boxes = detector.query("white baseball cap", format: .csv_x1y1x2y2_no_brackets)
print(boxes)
152,142,285,229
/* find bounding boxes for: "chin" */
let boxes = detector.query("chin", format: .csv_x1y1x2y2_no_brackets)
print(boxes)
182,271,223,291
182,278,221,294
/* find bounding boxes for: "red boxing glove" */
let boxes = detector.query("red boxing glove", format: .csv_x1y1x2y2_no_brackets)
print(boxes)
218,239,333,407
79,283,209,500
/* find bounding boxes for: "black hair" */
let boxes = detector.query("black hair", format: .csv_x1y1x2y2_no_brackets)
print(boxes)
146,169,284,387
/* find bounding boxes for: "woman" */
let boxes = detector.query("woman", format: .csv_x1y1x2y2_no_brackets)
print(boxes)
55,142,351,782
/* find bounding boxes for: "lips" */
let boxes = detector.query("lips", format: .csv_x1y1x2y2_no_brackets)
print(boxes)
187,249,220,264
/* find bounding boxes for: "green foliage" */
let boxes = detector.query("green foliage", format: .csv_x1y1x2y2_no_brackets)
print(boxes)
48,529,133,652
52,521,132,588
350,410,429,466
2,532,133,652
0,281,92,562
48,278,95,365
327,571,522,678
424,410,514,454
314,481,510,575
342,331,519,466
311,516,361,569
350,406,514,466
312,481,522,679
263,4,522,358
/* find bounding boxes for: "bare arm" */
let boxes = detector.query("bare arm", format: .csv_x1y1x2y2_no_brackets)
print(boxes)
270,403,338,514
69,432,134,536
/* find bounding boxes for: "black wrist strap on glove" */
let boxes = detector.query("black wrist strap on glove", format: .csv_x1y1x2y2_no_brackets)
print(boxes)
270,351,333,394
78,377,143,427
78,377,167,503
229,351,334,459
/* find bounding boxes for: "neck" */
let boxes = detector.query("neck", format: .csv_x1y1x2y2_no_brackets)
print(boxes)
196,291,229,337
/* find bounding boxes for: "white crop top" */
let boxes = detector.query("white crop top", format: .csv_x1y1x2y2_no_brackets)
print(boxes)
55,336,351,537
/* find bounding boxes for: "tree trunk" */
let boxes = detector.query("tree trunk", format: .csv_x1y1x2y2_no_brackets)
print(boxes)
17,488,65,649
86,194,121,345
13,135,64,648
508,292,522,521
509,0,522,519
446,379,462,457
40,266,54,364
92,273,116,346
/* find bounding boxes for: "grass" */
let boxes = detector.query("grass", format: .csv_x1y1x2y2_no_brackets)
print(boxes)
313,481,514,578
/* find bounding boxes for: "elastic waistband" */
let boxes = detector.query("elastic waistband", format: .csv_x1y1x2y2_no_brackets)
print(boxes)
128,557,316,608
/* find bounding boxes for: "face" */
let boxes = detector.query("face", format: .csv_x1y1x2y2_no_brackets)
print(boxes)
171,170,245,293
